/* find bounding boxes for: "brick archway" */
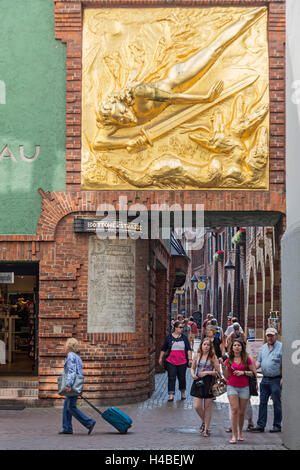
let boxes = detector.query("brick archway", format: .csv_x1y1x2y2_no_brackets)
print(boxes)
256,263,263,337
240,279,245,329
218,287,223,324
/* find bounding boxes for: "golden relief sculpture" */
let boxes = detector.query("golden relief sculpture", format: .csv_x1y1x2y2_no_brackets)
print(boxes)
81,7,269,190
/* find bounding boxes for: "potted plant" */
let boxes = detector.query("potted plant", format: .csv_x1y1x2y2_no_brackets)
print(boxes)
232,228,246,245
213,250,224,261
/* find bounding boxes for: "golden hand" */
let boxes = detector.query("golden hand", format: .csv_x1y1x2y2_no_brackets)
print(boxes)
126,134,148,153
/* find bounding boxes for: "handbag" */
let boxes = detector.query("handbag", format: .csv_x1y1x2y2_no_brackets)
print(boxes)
57,361,84,397
194,377,205,388
211,375,227,398
163,338,176,371
245,357,258,396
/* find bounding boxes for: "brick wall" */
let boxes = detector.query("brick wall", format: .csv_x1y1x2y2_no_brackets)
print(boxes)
0,0,285,403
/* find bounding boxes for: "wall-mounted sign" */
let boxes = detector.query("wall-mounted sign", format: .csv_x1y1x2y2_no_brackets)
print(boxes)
0,272,14,284
0,145,40,162
197,281,206,291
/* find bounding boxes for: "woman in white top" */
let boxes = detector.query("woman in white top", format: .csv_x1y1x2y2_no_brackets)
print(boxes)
190,338,220,437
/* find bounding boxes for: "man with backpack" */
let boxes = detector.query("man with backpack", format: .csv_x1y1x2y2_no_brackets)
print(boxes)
189,317,199,349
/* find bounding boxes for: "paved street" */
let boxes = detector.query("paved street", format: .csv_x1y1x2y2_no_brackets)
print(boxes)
0,341,285,450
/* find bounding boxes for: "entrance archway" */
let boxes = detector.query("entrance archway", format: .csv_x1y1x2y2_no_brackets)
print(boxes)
256,263,263,338
265,256,272,331
240,279,245,329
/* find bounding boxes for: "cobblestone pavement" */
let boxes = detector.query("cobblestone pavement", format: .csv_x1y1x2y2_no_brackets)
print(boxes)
0,341,285,450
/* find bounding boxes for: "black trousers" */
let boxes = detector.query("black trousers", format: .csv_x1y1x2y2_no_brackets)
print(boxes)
167,362,188,394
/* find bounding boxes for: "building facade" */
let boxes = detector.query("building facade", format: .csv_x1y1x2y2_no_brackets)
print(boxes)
183,225,283,340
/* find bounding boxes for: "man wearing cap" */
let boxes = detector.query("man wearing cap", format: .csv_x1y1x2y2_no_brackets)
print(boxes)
252,328,282,433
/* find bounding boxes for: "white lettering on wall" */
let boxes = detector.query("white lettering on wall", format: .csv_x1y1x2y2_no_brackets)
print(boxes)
0,145,40,162
19,145,40,162
0,145,17,162
291,80,300,105
291,340,300,365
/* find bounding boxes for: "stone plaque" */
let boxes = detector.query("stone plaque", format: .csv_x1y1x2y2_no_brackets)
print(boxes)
88,237,136,333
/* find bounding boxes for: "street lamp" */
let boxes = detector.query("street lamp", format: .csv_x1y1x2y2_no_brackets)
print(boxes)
223,232,241,323
224,257,235,270
206,228,219,321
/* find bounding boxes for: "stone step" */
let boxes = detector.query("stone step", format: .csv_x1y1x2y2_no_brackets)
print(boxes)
0,397,40,407
0,387,39,398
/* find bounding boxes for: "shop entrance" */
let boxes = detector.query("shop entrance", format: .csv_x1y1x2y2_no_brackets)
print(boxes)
0,263,39,377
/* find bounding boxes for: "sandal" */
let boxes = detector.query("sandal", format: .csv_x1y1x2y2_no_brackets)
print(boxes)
203,430,210,437
225,428,232,433
199,423,205,433
246,424,254,432
229,438,237,444
168,395,174,402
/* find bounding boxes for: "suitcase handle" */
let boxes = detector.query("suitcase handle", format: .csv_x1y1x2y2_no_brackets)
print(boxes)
79,394,103,416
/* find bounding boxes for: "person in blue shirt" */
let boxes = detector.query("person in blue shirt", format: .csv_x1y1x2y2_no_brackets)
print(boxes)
252,328,282,433
59,338,96,435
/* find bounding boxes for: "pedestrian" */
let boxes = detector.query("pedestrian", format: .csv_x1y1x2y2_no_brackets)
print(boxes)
189,316,199,350
210,318,225,352
223,338,256,444
59,338,96,435
201,313,213,337
205,325,225,363
159,321,193,402
252,328,282,433
190,337,220,437
227,322,247,351
183,318,191,341
192,311,202,333
171,314,183,329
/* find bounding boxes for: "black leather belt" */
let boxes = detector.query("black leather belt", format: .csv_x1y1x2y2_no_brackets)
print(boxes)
263,375,281,379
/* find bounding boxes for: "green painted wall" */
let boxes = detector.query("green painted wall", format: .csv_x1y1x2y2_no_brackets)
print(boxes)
0,0,66,234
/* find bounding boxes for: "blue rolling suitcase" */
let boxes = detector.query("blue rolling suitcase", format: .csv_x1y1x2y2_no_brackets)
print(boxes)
80,396,132,434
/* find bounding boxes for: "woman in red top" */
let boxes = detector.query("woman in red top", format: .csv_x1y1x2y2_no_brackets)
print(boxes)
223,339,256,444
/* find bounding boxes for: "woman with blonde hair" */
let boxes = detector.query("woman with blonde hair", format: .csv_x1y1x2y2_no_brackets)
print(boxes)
223,338,256,444
190,338,220,437
59,338,96,435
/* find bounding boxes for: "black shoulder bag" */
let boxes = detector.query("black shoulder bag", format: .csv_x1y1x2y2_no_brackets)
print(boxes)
163,337,176,371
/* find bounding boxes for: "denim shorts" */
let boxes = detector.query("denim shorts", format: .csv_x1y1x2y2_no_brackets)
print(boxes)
227,385,250,399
